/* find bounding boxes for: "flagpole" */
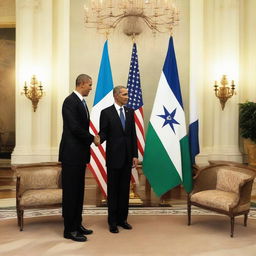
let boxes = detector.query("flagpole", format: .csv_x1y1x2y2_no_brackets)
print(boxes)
170,26,173,37
131,33,136,43
126,36,145,205
105,30,109,40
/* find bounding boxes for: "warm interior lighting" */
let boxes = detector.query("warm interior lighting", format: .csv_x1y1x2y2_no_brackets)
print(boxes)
214,75,235,110
22,75,44,112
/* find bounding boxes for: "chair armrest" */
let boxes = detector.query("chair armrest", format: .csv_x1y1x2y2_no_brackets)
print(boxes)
191,165,220,194
238,178,255,206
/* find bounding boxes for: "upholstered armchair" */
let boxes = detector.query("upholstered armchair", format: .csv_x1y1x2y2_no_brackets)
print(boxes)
13,162,62,231
188,163,256,237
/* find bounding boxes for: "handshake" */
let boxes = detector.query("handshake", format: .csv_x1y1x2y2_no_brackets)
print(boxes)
93,135,101,146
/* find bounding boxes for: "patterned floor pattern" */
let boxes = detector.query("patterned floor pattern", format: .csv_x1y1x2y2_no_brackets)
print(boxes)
1,205,256,220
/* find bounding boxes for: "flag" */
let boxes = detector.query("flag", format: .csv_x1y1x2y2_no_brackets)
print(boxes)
126,42,145,184
143,37,193,197
88,40,114,197
188,78,200,165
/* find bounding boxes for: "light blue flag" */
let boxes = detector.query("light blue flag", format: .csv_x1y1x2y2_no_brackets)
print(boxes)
89,40,114,197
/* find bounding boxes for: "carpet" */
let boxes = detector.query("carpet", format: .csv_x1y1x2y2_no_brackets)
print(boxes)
1,205,256,220
1,215,256,256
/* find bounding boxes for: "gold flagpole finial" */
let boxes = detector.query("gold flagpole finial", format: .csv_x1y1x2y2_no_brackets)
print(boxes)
132,33,136,44
105,30,109,40
170,27,173,37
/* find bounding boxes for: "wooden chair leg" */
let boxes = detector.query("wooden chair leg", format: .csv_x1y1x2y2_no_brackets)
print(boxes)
187,196,191,226
230,216,235,237
244,213,248,227
20,210,24,231
17,209,21,227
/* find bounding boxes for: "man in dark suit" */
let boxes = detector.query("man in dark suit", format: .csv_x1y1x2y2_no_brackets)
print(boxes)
99,85,138,233
59,74,100,242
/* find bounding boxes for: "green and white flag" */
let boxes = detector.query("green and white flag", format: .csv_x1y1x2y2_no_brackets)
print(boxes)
143,37,193,196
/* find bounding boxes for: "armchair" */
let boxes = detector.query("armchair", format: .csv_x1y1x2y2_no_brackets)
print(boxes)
188,163,256,237
13,162,62,231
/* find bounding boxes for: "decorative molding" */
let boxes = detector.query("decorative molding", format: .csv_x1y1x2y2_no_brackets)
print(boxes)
196,153,243,166
0,22,15,28
11,146,58,164
0,17,15,27
1,206,256,220
17,0,41,9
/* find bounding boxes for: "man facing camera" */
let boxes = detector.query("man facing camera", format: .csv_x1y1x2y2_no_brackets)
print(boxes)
99,85,138,233
59,74,100,242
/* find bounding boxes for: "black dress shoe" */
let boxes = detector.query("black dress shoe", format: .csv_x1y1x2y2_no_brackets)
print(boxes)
109,225,119,233
64,231,87,242
118,222,132,230
78,225,93,235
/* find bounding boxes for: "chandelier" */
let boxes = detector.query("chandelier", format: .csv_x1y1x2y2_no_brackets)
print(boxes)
84,0,179,36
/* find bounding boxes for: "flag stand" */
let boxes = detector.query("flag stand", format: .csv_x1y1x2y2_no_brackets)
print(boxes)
95,182,143,207
129,163,143,205
159,190,172,207
129,183,143,206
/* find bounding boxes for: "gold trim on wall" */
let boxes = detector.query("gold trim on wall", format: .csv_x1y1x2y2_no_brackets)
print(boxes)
0,23,15,28
0,15,16,28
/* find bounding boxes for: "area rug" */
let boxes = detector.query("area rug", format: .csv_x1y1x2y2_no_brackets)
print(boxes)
1,205,256,220
1,215,256,256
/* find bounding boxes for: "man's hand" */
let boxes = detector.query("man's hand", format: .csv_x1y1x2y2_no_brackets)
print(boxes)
93,135,100,146
132,158,138,168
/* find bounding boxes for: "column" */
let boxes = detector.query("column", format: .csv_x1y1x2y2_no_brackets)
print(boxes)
12,0,70,163
196,0,242,164
51,0,70,161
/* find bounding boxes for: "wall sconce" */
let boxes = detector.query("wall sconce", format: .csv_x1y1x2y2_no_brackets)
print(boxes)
22,75,44,112
214,75,235,110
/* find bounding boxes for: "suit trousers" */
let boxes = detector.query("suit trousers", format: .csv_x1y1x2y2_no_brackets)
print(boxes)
62,163,86,232
107,164,131,225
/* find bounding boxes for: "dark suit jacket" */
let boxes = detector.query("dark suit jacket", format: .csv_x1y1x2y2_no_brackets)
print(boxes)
59,92,94,165
99,104,138,169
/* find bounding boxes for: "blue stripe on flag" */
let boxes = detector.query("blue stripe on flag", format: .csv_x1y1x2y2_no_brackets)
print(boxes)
189,120,199,165
163,37,183,108
93,40,113,106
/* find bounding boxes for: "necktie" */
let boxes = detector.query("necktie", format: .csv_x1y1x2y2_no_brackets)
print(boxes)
119,108,125,130
82,99,89,118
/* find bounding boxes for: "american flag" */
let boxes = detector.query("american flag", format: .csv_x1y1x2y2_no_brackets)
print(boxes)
127,43,145,164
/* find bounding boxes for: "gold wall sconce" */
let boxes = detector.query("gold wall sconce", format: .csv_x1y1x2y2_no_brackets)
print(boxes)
214,75,235,110
22,75,44,112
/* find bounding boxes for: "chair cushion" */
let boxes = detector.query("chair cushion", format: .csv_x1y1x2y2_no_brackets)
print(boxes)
19,168,61,194
190,190,239,211
20,189,62,207
216,168,251,194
